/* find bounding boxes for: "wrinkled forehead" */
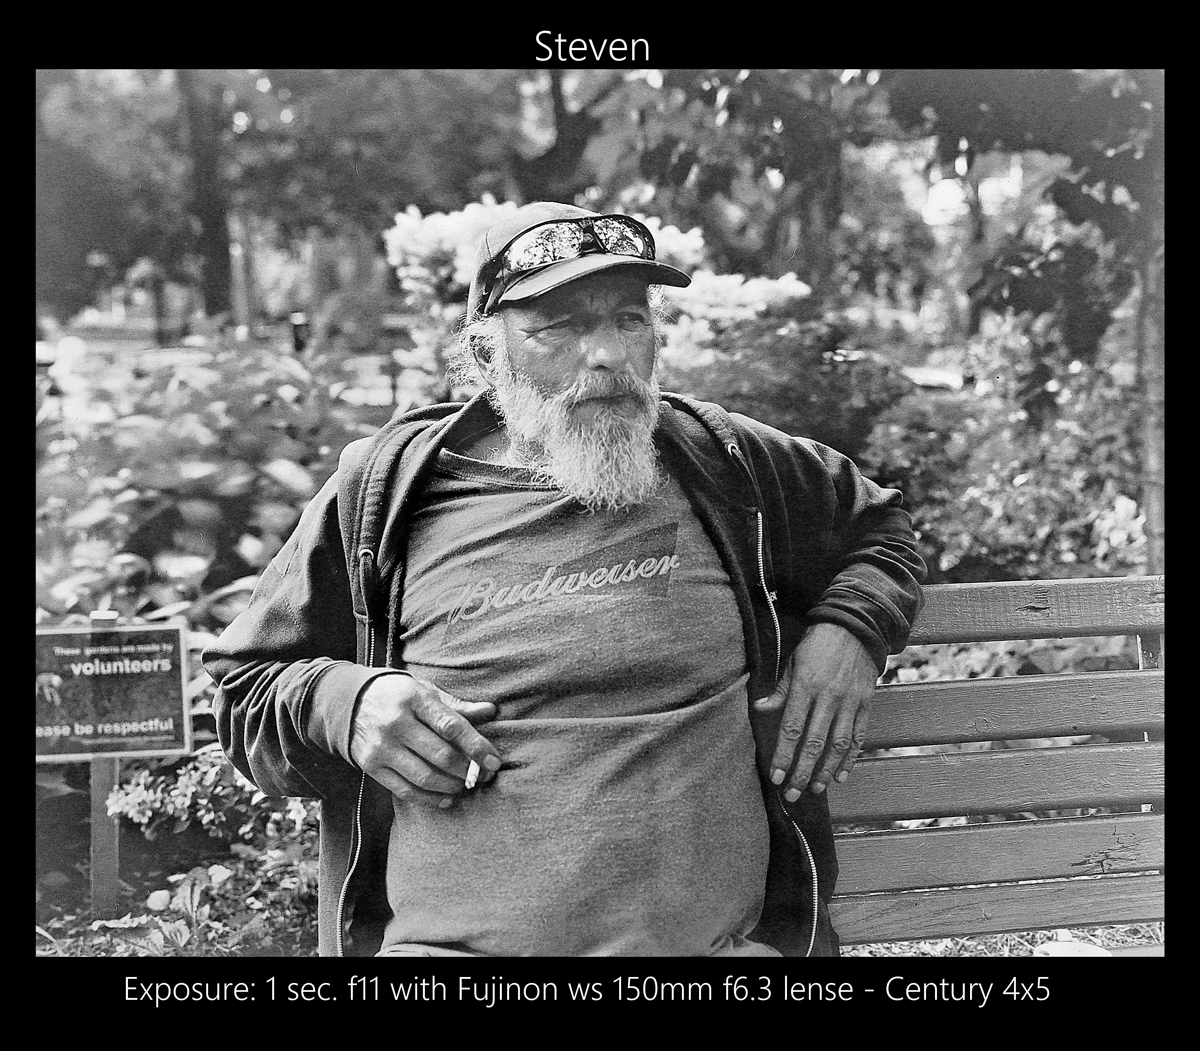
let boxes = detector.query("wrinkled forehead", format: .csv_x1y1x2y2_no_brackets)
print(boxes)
502,273,652,319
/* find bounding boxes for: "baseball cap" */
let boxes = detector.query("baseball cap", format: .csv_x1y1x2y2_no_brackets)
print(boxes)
466,202,691,317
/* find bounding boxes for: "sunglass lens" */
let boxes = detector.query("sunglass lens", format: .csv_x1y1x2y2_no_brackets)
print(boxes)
507,223,584,271
592,217,650,257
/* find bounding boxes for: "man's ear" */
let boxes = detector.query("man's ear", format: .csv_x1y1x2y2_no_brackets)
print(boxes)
471,316,504,387
472,341,495,385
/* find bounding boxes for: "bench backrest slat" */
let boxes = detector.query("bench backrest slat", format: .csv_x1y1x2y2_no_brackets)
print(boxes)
868,669,1163,748
909,576,1165,644
830,740,1163,823
830,873,1164,944
835,812,1164,895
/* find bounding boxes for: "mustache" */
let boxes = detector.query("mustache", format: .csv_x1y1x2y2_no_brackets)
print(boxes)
557,371,656,408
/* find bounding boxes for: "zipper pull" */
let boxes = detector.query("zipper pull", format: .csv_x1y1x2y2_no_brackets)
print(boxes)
727,441,760,508
358,548,383,666
358,548,377,617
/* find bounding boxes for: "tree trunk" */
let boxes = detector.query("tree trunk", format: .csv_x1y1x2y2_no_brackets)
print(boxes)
150,270,169,347
227,209,254,337
1136,80,1165,577
795,159,842,287
176,69,232,319
776,72,845,289
509,70,622,205
1137,228,1165,576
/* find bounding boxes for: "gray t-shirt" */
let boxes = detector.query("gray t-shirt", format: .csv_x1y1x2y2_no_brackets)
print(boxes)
381,452,776,956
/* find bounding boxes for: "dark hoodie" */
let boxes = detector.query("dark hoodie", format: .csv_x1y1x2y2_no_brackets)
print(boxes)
204,392,926,956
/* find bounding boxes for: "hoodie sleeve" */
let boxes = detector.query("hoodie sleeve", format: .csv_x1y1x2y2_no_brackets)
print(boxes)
202,473,404,799
732,414,927,674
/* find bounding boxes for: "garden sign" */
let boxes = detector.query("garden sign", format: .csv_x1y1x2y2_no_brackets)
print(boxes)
36,620,191,917
36,622,190,761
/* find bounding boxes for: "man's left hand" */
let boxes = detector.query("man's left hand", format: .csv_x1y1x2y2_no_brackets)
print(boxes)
753,622,879,802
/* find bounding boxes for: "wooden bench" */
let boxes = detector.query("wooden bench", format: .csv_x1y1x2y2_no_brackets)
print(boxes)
827,575,1165,956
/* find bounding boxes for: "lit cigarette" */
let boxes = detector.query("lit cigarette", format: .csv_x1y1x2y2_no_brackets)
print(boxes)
464,760,480,790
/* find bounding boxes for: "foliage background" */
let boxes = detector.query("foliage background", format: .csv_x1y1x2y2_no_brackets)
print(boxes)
36,68,1163,956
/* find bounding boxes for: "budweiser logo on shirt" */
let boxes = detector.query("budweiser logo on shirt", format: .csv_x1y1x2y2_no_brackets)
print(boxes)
443,523,680,628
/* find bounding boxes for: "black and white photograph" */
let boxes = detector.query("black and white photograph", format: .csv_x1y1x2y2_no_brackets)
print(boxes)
36,67,1163,979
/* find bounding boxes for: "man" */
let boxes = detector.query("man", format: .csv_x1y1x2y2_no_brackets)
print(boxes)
205,202,926,957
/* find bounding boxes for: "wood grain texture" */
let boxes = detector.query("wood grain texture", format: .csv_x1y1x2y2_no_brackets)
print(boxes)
826,574,1166,944
1109,944,1165,957
827,741,1164,823
867,670,1164,748
834,812,1164,894
909,576,1165,645
831,873,1164,944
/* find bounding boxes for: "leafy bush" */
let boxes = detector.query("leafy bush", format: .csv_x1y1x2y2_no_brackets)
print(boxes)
40,853,320,957
37,329,396,624
106,743,320,850
661,306,914,458
859,309,1144,583
81,746,322,957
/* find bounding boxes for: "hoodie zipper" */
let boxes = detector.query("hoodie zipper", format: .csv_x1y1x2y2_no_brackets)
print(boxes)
755,509,781,686
336,549,379,957
358,549,378,666
336,773,367,958
779,791,821,958
727,441,817,957
725,443,782,683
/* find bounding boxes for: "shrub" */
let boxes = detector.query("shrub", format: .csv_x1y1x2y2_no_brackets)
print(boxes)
37,330,397,625
106,743,320,851
858,309,1144,583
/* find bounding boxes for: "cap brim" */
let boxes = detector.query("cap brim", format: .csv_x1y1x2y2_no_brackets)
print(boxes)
497,254,691,307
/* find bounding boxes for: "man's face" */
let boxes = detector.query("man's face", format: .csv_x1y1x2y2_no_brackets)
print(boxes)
496,273,659,417
483,272,664,511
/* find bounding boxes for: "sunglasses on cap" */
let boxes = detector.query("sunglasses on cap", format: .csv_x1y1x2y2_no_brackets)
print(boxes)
481,215,657,309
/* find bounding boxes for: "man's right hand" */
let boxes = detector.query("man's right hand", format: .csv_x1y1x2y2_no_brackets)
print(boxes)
350,674,501,807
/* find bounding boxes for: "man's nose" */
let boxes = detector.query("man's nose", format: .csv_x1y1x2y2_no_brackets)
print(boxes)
579,325,628,370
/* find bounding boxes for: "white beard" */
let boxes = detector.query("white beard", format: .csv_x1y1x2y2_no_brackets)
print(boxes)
487,359,664,513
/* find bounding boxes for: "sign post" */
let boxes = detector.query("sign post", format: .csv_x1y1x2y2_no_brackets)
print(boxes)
36,619,191,918
88,756,122,915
